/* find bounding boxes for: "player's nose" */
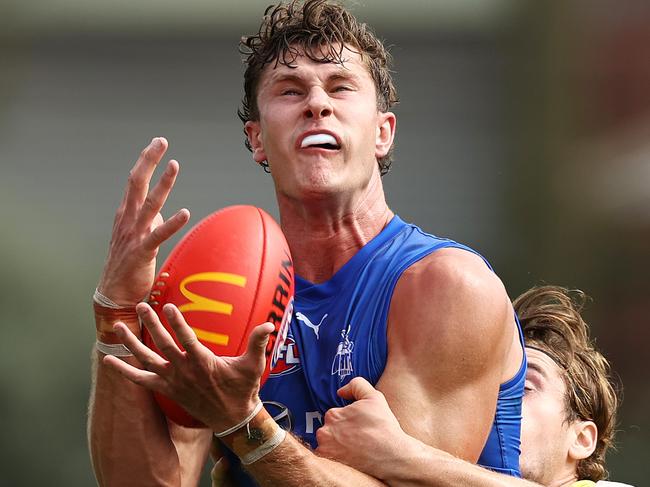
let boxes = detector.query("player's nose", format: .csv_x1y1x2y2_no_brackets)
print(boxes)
303,86,333,119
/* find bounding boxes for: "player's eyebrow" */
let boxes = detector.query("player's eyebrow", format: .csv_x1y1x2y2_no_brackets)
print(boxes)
326,66,363,83
269,73,304,85
268,67,362,86
328,71,360,83
526,361,549,380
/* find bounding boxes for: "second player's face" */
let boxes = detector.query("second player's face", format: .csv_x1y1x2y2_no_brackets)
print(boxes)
245,45,395,202
519,348,575,485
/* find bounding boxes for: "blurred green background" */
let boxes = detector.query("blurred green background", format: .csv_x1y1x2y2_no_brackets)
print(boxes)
0,0,648,485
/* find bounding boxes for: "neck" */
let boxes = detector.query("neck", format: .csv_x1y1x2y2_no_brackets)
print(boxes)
277,169,393,283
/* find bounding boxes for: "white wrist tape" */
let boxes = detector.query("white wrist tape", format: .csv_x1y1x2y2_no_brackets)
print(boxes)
93,288,129,309
96,341,133,357
214,401,264,438
239,426,287,465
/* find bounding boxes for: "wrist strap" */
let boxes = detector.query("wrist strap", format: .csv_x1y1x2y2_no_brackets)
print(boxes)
214,402,264,438
93,292,140,342
239,426,286,465
93,288,131,309
93,288,140,356
96,341,133,357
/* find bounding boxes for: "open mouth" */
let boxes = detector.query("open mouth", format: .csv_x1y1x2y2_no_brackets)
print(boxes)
300,133,341,151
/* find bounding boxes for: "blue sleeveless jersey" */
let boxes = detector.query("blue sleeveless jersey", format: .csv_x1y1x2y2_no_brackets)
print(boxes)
228,215,525,482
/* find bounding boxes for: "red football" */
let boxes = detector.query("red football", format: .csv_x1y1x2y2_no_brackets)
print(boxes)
143,205,294,427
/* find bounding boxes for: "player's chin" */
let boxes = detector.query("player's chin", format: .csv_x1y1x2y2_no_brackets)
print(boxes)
276,158,351,201
291,176,347,201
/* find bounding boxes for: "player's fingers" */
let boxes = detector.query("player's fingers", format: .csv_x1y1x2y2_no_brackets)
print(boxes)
112,321,170,374
243,322,275,364
336,376,377,401
314,421,336,457
102,354,169,393
135,159,180,229
162,304,204,355
142,208,190,251
135,303,186,363
123,137,168,215
322,405,343,425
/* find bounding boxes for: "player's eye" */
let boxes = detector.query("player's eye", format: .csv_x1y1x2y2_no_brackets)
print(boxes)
524,381,535,394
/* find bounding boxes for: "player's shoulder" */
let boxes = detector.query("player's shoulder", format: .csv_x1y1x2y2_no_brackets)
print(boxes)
398,246,507,307
390,247,510,347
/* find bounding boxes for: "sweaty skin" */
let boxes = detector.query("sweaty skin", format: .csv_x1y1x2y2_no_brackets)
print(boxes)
90,47,521,487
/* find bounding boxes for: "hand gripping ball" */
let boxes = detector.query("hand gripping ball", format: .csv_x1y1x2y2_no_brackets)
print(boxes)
142,205,294,427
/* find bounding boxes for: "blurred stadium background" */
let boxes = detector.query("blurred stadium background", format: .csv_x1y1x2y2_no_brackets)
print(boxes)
0,0,648,485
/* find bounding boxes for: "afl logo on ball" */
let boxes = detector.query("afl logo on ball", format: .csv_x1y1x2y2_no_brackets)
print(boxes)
270,330,301,377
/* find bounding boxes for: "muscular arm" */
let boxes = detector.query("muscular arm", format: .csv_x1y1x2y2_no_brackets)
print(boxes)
379,248,521,461
89,349,181,486
317,378,540,487
89,348,212,486
169,419,213,486
88,138,210,486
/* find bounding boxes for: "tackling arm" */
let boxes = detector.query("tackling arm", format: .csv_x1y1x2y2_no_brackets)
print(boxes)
317,377,542,487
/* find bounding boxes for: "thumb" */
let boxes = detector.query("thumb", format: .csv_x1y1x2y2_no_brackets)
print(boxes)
244,322,275,361
337,376,378,401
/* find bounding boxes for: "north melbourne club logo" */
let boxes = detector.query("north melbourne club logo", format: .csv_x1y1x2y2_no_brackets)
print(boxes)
331,324,354,381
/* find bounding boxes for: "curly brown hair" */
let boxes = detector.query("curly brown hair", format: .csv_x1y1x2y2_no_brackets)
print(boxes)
513,285,620,482
238,0,399,175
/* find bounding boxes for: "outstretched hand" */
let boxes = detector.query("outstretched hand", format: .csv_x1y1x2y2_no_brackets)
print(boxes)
316,377,415,480
103,301,275,431
97,137,190,306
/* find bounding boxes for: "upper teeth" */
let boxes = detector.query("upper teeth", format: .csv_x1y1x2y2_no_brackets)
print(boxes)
301,133,338,148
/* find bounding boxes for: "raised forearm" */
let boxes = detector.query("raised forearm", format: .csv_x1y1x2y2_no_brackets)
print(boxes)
89,138,197,486
88,350,181,487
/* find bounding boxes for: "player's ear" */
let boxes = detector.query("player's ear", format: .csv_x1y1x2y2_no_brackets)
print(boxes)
568,419,598,461
245,121,267,164
375,111,396,160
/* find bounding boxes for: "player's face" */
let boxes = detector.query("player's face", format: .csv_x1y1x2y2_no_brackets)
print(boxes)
245,45,395,202
519,348,575,485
